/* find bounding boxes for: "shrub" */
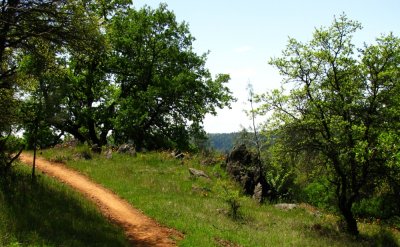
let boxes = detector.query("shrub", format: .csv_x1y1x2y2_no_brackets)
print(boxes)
353,194,400,220
76,145,93,160
303,179,336,212
215,181,243,220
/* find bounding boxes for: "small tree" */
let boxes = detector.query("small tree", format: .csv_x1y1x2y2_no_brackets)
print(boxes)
257,15,400,235
246,82,262,160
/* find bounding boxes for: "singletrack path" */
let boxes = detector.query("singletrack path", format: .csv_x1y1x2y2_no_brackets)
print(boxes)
19,153,182,247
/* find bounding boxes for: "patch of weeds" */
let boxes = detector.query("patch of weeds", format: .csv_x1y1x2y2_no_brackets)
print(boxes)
74,145,93,160
226,193,241,220
50,155,69,164
214,237,242,247
369,228,399,247
216,181,243,220
191,185,212,197
309,223,340,238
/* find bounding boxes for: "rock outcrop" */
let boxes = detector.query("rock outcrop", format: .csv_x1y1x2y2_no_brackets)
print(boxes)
117,143,137,157
226,144,269,201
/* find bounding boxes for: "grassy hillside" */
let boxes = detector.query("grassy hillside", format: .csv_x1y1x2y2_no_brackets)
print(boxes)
0,163,130,247
39,146,400,247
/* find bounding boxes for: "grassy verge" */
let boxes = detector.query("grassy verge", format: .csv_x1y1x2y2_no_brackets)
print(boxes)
41,147,400,247
0,163,130,247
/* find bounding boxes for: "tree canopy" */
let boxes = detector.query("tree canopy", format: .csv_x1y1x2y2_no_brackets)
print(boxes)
0,0,98,172
257,15,400,235
108,5,233,150
0,1,234,173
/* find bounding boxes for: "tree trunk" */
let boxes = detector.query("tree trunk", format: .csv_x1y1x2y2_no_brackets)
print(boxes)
338,193,359,235
32,121,38,182
88,118,100,146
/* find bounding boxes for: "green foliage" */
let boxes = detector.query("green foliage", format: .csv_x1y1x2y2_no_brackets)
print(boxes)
23,126,61,150
233,129,260,156
108,4,234,150
259,135,298,202
0,89,19,135
265,166,295,201
352,192,400,221
0,0,132,169
10,2,234,152
215,180,243,220
303,180,336,211
0,88,21,173
0,135,24,174
257,14,400,235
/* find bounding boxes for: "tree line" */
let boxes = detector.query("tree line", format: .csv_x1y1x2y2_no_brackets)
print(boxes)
0,0,234,173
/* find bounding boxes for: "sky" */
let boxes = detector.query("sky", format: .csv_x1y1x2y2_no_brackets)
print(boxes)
133,0,400,133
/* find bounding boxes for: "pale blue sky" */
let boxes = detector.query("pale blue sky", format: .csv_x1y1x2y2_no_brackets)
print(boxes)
133,0,400,133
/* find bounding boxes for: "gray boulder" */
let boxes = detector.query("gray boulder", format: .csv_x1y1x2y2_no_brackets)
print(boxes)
189,168,210,179
252,182,263,203
91,144,102,154
275,203,297,210
104,149,113,159
117,144,137,157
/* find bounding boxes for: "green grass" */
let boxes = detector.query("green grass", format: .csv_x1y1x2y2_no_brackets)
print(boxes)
0,163,130,247
41,147,400,247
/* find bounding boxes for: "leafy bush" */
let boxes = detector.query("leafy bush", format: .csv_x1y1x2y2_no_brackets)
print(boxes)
23,126,61,149
225,191,241,220
215,181,243,220
264,163,296,202
0,135,24,174
303,179,336,212
353,194,400,220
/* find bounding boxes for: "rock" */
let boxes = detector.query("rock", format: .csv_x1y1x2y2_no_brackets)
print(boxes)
91,144,102,154
104,149,113,159
189,168,210,179
117,143,132,153
175,153,185,159
274,203,297,210
172,150,184,159
252,182,263,203
73,151,92,160
117,144,137,157
226,144,270,198
127,148,137,157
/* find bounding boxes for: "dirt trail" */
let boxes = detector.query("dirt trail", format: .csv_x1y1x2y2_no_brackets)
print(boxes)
19,153,183,247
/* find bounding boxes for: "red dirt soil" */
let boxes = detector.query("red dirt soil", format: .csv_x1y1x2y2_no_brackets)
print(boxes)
19,153,183,247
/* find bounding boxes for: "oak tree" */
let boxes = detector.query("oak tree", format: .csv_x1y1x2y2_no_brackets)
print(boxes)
108,4,234,150
257,15,400,235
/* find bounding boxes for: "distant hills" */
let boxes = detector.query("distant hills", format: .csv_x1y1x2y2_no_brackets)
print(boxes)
206,133,239,153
